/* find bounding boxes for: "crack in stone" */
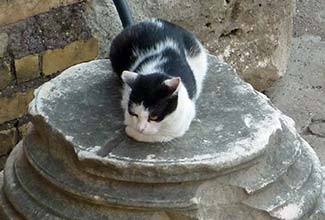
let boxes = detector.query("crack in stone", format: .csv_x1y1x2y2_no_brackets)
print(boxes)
0,115,30,131
304,124,325,138
305,115,325,138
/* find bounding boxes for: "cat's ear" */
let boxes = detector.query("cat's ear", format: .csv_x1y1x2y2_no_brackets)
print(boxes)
163,77,181,95
121,71,138,87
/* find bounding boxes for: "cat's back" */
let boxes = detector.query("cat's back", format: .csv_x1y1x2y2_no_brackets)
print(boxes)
111,19,194,51
110,19,201,75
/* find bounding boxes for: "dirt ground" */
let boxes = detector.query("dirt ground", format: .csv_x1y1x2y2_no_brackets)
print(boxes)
293,0,325,39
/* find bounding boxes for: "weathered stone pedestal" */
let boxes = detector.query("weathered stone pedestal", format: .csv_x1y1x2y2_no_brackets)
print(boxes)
0,56,324,220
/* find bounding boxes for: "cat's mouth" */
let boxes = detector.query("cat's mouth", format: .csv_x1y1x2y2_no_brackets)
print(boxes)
127,124,159,135
137,127,158,135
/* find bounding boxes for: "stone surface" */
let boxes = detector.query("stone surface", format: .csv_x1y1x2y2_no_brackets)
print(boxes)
15,54,40,83
0,59,11,90
244,141,322,219
42,38,99,75
266,36,325,164
30,56,295,183
0,0,80,26
18,123,30,139
0,32,8,57
308,114,325,138
0,157,6,171
0,89,34,124
1,56,324,219
294,0,325,39
83,0,123,58
0,128,17,156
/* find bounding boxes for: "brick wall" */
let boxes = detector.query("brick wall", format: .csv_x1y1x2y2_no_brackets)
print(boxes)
0,0,101,169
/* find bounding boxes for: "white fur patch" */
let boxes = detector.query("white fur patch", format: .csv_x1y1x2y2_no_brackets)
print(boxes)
130,38,179,73
137,56,167,75
185,41,208,99
149,18,163,28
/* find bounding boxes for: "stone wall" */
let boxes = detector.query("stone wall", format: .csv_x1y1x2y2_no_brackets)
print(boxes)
0,0,100,169
128,0,295,91
82,0,295,90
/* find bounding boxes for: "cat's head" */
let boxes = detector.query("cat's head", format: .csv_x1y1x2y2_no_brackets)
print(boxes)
122,70,181,135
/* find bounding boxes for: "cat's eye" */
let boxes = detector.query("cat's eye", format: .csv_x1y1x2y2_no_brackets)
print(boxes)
149,115,158,121
129,112,138,117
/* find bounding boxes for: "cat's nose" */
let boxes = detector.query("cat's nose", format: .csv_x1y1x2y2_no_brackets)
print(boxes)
137,126,146,133
137,122,147,133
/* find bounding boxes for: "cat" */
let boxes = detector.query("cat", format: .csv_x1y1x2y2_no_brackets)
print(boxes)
109,18,208,142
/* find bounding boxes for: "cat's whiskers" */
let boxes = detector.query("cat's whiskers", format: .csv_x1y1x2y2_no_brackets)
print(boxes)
156,128,179,137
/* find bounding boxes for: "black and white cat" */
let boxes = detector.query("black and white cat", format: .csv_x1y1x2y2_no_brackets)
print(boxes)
110,18,207,142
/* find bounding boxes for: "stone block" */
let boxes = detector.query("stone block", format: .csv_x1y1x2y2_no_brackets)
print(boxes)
0,156,6,171
83,0,124,57
18,123,30,140
0,59,11,90
0,89,34,124
42,38,99,75
3,2,92,59
265,37,325,165
15,54,40,83
0,32,8,58
0,128,17,156
0,0,80,26
308,114,325,138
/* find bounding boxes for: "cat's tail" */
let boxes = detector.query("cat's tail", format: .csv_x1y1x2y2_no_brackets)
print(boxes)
112,0,134,28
